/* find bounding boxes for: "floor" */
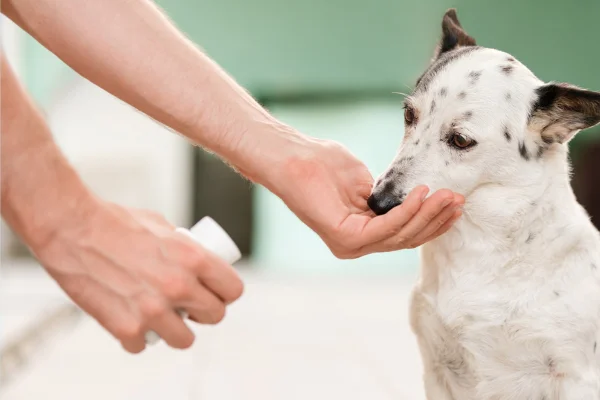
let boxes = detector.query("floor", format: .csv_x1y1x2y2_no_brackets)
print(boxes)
1,261,426,400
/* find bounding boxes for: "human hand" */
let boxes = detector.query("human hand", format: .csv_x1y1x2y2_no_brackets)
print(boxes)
264,138,464,259
31,199,244,353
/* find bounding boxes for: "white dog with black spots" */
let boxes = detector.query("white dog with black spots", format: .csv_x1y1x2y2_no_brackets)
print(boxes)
368,9,600,400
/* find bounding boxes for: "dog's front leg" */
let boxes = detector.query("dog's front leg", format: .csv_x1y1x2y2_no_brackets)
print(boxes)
415,338,455,400
423,370,455,400
410,289,455,400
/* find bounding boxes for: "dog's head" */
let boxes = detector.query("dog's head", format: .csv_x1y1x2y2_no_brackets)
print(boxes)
368,9,600,216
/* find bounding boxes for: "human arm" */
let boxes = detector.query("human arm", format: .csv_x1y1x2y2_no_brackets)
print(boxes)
2,0,463,259
1,56,244,353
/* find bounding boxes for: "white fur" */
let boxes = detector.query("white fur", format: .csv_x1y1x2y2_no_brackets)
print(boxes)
377,48,600,399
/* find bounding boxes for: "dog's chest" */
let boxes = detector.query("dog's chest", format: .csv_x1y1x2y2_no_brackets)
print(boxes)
411,246,600,399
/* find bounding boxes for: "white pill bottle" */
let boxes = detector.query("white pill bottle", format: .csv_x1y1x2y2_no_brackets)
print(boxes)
145,217,241,345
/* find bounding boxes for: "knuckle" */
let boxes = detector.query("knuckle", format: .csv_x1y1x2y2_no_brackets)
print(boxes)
206,305,226,324
388,226,402,236
180,245,207,271
115,321,143,341
437,189,454,199
160,273,191,300
395,236,408,246
422,212,436,224
138,296,168,319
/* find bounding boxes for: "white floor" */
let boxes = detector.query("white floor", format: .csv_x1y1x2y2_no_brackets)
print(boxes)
1,264,426,400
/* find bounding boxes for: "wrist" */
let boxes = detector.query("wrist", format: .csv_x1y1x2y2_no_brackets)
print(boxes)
225,120,320,192
1,143,97,252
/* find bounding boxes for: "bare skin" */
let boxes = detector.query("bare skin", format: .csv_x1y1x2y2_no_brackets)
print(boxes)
1,0,463,353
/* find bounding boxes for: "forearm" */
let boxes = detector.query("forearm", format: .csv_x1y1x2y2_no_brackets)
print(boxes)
1,57,95,250
1,0,306,186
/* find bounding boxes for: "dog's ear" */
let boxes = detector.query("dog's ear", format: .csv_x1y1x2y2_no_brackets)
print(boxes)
434,9,476,59
529,83,600,144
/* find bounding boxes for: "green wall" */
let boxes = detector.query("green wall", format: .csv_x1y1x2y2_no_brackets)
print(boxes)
21,35,74,107
155,0,452,97
155,0,599,96
23,1,600,112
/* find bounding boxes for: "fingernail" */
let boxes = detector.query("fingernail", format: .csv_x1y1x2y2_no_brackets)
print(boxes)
420,187,430,201
442,198,452,208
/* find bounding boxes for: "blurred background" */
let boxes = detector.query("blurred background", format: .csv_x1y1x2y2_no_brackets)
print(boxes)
1,0,599,398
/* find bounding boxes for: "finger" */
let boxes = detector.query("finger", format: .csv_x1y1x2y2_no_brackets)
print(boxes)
385,189,456,246
200,251,244,304
421,209,462,244
60,275,146,353
359,185,430,244
178,239,244,304
181,284,227,325
353,189,456,256
121,337,146,354
406,198,464,248
146,309,195,349
156,260,230,323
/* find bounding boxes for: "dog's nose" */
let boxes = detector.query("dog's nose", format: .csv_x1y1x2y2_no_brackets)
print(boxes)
367,193,402,216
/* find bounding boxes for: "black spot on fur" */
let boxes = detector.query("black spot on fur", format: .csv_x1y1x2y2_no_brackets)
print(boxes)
445,160,450,166
468,70,482,85
415,139,420,146
425,122,432,130
383,181,395,193
592,263,597,270
458,91,467,100
507,56,516,63
519,141,530,161
505,92,512,101
504,126,512,141
426,142,431,149
430,100,437,114
537,144,549,159
464,111,473,120
595,341,597,353
406,156,414,162
440,87,448,97
553,290,560,297
384,169,394,179
526,233,535,243
501,65,514,75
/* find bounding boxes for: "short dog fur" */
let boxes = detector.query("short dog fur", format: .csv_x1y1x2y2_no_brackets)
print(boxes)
368,9,600,400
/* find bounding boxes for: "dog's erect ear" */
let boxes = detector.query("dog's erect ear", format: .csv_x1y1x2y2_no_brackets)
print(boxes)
434,9,476,59
529,83,600,144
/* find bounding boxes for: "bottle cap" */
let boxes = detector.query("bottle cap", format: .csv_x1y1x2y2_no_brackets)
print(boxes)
176,217,241,265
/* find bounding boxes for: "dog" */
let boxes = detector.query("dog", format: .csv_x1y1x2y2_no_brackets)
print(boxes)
367,9,600,400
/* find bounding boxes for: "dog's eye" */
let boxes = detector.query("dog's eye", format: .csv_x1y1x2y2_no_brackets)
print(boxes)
450,133,476,149
404,106,417,126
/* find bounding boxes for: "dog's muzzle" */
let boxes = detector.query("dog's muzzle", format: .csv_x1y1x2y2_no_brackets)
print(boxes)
367,192,404,216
